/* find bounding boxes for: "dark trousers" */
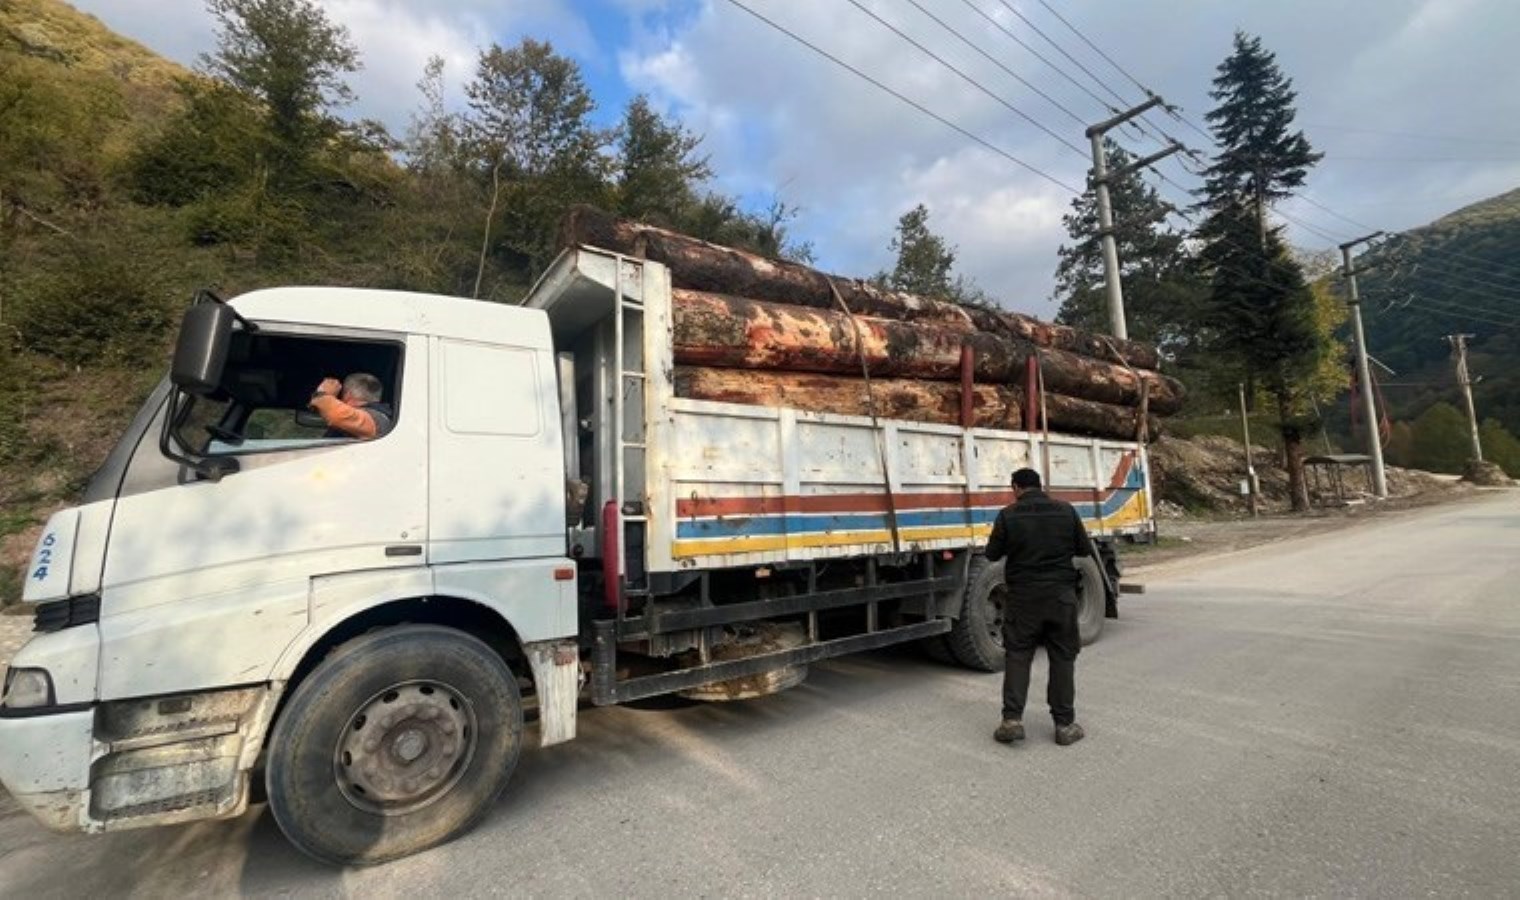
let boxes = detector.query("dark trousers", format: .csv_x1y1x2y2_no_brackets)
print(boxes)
1001,584,1080,726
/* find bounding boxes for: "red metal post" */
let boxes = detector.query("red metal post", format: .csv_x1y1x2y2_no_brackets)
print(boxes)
600,500,621,612
959,344,975,429
1024,355,1040,431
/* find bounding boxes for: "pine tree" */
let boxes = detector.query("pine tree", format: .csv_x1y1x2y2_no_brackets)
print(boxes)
882,204,956,298
1053,141,1201,353
616,95,711,224
1197,32,1328,511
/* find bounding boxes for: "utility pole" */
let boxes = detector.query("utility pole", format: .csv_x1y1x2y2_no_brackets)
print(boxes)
1239,383,1259,517
1340,232,1388,499
1086,96,1183,340
1446,333,1483,462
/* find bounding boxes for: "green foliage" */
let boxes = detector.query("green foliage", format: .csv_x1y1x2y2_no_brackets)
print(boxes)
12,252,179,365
1353,192,1520,439
1408,402,1470,474
1479,418,1520,477
126,78,264,206
1201,32,1322,211
882,204,956,297
871,203,982,305
1054,141,1204,354
615,94,710,223
201,0,359,174
461,38,613,278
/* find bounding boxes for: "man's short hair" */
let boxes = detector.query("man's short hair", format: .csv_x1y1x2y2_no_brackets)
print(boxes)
1011,468,1042,490
343,372,383,403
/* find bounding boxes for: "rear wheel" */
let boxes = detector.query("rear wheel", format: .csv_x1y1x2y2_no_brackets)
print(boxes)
921,634,957,664
1075,558,1107,646
266,625,523,866
947,557,1006,672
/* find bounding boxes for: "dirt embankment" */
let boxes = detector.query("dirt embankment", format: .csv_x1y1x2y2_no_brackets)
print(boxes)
1147,433,1453,517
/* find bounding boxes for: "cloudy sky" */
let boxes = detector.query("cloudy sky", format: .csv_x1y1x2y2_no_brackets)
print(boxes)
73,0,1520,316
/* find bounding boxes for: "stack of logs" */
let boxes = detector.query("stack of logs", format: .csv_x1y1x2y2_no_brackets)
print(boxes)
560,206,1183,442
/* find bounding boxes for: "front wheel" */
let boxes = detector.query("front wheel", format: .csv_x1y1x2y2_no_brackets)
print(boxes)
266,625,523,866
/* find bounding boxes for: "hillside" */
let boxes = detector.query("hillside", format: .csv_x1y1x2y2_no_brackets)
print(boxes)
1354,186,1520,436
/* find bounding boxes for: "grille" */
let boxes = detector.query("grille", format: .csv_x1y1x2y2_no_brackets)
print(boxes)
32,594,101,633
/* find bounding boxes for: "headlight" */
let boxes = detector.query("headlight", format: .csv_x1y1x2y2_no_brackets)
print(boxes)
1,668,55,710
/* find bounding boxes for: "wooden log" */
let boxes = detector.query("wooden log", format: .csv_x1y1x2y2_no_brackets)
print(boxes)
675,367,1158,441
671,289,1184,415
673,366,1023,430
1042,393,1161,443
561,205,1163,370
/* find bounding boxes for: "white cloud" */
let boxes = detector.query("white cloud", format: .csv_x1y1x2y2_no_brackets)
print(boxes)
70,0,593,130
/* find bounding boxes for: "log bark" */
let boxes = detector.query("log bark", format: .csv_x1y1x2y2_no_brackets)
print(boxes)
674,366,1160,441
671,289,1184,415
562,205,1162,370
673,366,1021,430
1041,393,1161,443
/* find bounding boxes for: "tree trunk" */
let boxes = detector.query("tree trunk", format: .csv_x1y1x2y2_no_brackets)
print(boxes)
562,205,1163,370
674,366,1162,441
671,289,1185,414
1278,394,1310,511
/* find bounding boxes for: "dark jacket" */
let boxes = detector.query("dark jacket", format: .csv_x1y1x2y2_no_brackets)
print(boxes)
984,488,1095,587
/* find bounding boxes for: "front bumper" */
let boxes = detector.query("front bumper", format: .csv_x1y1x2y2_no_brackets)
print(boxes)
0,709,95,831
0,685,278,834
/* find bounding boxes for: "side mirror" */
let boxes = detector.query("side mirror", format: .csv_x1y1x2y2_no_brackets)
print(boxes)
170,303,237,396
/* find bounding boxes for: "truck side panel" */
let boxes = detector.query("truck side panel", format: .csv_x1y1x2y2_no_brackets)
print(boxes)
647,398,1152,573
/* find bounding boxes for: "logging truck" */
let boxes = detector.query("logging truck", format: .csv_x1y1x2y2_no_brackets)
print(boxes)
0,246,1155,865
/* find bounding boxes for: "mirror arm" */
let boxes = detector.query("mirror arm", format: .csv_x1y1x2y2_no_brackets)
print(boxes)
157,388,240,482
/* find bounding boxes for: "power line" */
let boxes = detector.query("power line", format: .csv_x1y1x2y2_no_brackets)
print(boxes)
991,0,1127,108
900,0,1089,127
716,0,1083,194
1323,154,1520,164
1032,0,1152,98
839,0,1089,158
954,0,1115,115
1388,298,1520,329
1295,194,1520,290
1301,123,1520,148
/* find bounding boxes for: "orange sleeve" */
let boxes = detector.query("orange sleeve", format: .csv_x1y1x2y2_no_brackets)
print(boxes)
310,395,377,439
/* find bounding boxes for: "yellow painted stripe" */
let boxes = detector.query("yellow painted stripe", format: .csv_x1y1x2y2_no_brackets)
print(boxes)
671,494,1151,558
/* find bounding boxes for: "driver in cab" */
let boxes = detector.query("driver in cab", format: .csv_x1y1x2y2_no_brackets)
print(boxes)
309,373,394,440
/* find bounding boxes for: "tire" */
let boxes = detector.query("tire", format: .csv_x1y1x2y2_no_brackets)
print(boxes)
266,625,523,866
920,634,957,665
1075,557,1107,646
947,557,1007,672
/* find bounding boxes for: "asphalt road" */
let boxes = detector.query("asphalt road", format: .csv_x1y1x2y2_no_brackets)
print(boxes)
2,492,1517,898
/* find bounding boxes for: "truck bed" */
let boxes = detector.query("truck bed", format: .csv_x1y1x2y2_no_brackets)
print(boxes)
528,246,1155,577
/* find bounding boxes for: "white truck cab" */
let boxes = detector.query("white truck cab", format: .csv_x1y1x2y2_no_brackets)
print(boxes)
1,287,582,863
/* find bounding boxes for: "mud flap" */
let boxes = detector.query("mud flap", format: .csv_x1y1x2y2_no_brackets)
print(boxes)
525,640,581,747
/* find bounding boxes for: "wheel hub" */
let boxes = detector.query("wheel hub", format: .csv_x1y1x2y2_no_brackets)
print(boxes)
335,682,477,815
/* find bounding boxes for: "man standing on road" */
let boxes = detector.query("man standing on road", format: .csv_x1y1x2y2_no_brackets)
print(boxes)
984,468,1094,747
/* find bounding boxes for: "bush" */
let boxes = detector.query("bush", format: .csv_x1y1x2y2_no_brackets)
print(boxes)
14,254,179,366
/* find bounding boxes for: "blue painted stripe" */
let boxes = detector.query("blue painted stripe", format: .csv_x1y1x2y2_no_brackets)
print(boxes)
674,488,1143,540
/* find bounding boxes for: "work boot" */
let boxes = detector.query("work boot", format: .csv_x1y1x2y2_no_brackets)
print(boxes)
1054,723,1085,746
994,719,1026,743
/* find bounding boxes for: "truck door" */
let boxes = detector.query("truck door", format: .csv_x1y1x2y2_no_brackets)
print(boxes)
95,329,429,699
427,338,564,564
